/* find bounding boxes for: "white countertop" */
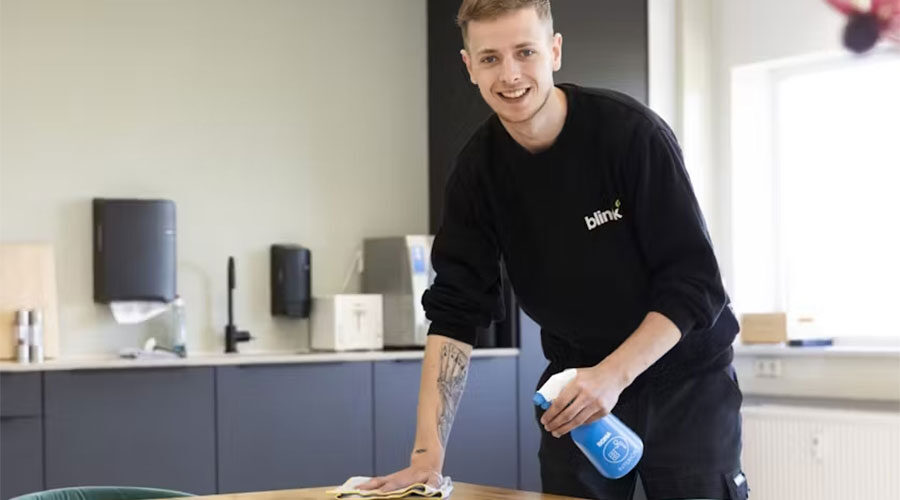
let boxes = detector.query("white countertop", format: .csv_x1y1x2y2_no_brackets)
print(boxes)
0,348,519,372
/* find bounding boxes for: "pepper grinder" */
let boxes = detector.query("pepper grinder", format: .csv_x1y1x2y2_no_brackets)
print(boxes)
28,309,44,363
16,309,30,363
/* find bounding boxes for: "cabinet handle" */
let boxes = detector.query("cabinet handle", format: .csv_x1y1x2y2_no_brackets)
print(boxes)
235,361,353,369
65,366,194,374
0,414,41,421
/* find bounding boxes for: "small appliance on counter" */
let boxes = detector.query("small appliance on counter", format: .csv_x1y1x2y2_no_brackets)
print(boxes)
362,236,434,348
310,294,383,351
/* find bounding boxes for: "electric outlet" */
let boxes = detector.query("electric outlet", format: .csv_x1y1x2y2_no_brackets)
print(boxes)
753,358,782,378
753,360,765,376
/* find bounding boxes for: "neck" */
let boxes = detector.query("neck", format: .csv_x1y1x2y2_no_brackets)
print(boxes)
499,86,567,153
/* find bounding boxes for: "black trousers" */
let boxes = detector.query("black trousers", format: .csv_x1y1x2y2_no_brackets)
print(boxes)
536,365,749,500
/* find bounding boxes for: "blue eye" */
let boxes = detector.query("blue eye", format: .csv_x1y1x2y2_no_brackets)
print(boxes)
481,56,497,64
520,49,536,57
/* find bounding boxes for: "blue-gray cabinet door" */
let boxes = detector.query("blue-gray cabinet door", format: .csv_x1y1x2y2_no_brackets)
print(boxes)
372,360,420,476
43,368,216,494
1,373,44,500
0,372,41,418
444,356,517,488
373,356,518,489
516,311,546,492
0,416,44,500
216,362,374,493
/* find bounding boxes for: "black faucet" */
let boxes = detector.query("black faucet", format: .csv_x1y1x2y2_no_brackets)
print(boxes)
225,256,251,353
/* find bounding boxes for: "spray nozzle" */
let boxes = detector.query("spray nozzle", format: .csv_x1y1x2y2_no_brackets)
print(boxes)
533,368,577,408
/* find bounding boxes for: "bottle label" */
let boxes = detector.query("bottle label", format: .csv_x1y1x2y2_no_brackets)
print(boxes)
595,431,612,448
602,436,630,464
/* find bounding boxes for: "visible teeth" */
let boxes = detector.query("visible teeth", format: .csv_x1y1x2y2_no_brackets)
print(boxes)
500,88,527,98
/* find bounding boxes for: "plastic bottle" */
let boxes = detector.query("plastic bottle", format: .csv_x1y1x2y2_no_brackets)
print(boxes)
171,297,187,358
533,368,643,479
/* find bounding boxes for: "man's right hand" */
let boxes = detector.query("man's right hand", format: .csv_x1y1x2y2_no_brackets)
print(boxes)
355,462,443,492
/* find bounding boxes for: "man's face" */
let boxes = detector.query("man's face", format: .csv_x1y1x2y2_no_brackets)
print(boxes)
461,8,562,124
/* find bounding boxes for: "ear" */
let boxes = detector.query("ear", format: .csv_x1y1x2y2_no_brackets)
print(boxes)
460,49,476,84
551,33,563,72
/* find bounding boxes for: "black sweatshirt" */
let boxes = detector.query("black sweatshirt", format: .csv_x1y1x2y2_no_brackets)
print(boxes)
422,84,738,389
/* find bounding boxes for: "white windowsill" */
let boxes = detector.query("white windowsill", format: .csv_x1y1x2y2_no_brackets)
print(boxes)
732,342,900,402
734,343,900,358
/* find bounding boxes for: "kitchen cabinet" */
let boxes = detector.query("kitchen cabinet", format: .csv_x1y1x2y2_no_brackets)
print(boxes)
5,353,520,496
372,359,420,476
43,368,216,494
517,311,546,493
373,356,518,489
0,372,41,417
445,356,518,488
0,373,43,500
216,362,374,493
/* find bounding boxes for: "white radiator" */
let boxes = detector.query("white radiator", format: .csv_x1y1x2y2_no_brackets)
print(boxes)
741,405,900,500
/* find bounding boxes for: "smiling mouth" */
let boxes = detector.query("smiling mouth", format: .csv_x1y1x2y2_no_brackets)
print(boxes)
497,87,531,102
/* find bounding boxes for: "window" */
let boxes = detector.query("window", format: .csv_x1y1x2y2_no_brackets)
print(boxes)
731,51,900,342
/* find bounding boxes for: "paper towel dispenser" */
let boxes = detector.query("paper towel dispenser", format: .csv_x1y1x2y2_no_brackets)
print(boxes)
93,198,176,303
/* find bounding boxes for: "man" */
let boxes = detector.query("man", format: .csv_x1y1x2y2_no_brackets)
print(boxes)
359,1,746,499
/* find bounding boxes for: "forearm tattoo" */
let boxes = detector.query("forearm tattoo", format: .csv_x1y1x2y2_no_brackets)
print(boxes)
436,343,469,446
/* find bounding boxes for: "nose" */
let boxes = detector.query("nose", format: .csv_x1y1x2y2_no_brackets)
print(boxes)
499,58,522,85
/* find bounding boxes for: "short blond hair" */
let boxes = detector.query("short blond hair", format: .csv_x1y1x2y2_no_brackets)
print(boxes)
457,0,553,45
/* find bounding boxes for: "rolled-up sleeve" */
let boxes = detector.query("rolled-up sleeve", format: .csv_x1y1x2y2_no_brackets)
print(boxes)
422,166,502,346
626,123,728,337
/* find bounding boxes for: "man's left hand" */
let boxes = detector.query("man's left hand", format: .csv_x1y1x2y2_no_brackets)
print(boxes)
539,362,629,438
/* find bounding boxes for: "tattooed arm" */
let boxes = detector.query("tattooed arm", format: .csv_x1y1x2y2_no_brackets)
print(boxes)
357,334,473,491
422,334,472,450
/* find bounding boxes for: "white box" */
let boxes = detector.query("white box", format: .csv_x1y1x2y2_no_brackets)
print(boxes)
311,294,383,351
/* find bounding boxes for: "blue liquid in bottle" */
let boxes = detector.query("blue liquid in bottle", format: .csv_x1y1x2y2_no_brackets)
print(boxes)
534,370,643,479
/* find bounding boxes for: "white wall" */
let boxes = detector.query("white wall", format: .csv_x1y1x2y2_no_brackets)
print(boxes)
709,0,845,291
0,0,428,356
652,0,847,292
676,0,716,231
647,0,678,133
650,0,721,270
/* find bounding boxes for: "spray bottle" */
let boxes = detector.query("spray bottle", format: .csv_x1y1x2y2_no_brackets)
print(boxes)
533,368,643,479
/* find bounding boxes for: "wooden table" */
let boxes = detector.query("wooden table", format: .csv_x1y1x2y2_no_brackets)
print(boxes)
182,482,587,500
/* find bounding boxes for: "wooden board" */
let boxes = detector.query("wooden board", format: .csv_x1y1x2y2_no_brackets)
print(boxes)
740,312,788,344
0,243,60,359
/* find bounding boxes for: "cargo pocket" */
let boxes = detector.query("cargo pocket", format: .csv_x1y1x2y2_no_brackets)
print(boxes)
724,470,749,499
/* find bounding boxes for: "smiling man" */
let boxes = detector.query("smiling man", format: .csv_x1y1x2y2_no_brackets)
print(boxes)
358,1,746,499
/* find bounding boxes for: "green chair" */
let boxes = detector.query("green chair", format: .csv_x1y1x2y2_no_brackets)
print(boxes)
10,486,194,500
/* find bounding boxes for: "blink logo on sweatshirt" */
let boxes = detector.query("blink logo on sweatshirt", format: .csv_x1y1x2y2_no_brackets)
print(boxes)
584,199,623,230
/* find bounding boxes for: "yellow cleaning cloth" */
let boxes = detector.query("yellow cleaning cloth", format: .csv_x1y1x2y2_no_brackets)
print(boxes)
326,475,453,499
